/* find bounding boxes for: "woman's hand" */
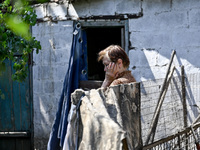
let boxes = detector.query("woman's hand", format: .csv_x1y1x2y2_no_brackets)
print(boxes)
105,62,119,81
101,62,119,89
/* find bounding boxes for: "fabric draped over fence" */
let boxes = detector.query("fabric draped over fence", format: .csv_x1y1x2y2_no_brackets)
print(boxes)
47,22,87,150
63,83,142,150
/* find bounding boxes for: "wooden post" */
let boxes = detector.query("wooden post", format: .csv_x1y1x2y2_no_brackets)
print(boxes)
181,65,187,128
181,65,188,150
143,122,200,150
178,134,181,149
145,66,176,145
191,125,200,150
153,50,176,115
145,50,176,145
193,115,200,124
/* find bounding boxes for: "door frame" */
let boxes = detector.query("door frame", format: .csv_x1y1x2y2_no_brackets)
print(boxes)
78,20,129,90
79,20,129,55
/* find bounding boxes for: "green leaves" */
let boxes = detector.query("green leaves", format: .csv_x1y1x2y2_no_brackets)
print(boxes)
0,89,5,100
5,14,31,40
0,0,41,82
12,60,28,82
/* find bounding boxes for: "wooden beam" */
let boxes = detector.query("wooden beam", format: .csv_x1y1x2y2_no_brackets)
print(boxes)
0,132,30,137
143,122,200,150
145,66,176,145
79,13,143,20
145,50,176,145
181,65,187,128
79,80,103,90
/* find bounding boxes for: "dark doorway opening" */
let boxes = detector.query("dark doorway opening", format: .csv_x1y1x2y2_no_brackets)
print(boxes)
85,27,121,81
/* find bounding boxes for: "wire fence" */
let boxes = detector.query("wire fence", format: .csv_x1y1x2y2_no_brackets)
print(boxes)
140,72,200,150
143,123,200,150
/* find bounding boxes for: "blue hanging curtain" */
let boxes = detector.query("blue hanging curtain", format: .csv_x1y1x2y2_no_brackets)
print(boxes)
47,22,87,150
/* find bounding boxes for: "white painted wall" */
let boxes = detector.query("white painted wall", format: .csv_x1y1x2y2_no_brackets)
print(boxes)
32,0,200,149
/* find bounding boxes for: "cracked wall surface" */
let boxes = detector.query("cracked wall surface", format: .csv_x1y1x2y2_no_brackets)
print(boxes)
32,0,200,149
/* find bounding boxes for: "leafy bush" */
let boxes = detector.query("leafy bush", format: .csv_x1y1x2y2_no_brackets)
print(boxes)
0,0,42,82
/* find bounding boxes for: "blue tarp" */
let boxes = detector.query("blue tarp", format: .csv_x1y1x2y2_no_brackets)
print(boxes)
47,22,87,150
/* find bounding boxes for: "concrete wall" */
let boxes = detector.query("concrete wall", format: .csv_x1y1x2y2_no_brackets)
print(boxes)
32,0,200,149
129,0,200,81
32,21,73,149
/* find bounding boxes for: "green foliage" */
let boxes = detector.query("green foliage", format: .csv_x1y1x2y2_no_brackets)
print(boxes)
0,0,42,98
0,0,41,82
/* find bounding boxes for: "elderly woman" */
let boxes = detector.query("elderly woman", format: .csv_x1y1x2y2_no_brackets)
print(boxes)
98,45,136,89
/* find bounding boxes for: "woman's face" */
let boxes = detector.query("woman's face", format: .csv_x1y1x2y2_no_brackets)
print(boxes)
102,56,111,72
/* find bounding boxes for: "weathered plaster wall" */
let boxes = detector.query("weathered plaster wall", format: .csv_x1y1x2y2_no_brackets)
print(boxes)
32,0,200,149
129,0,200,81
32,21,73,149
71,0,200,81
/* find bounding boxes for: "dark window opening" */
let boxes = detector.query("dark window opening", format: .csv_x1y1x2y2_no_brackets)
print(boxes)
85,27,122,81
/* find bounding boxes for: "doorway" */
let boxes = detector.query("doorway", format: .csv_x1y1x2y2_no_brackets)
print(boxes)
79,20,129,89
86,27,121,81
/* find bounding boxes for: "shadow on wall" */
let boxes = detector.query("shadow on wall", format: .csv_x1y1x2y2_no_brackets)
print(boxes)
131,48,200,125
185,74,200,124
158,49,200,124
130,48,200,82
171,74,200,125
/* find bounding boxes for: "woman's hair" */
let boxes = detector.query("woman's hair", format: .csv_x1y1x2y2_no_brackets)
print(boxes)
98,45,130,68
